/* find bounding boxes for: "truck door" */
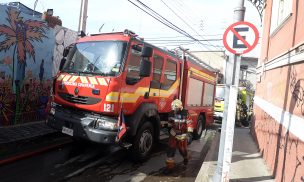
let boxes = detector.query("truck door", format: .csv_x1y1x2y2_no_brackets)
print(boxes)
150,54,164,109
120,42,152,113
159,58,178,112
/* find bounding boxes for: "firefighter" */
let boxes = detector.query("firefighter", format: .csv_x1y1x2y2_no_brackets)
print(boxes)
165,99,194,171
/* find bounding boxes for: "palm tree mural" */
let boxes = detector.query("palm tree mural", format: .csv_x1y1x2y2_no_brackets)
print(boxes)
0,8,48,90
0,8,48,124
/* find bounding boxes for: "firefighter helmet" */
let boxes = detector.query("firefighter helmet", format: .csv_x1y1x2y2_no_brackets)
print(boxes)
171,99,183,111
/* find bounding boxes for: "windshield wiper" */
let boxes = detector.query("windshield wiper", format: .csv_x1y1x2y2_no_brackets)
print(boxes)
61,70,79,74
78,71,108,76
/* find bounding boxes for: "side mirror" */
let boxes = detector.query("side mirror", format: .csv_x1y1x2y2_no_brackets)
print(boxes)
141,46,153,57
59,57,66,71
139,59,151,77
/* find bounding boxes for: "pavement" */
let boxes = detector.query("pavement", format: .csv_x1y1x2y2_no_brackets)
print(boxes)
0,121,275,182
0,121,55,144
195,127,274,182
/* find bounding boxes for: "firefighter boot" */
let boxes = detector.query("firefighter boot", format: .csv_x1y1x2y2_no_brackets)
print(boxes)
183,154,191,165
164,158,175,174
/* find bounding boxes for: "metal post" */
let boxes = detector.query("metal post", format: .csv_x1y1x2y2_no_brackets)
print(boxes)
78,0,88,33
212,0,245,181
78,0,84,32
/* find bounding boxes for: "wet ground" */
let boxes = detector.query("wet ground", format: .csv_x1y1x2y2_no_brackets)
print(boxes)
0,126,218,182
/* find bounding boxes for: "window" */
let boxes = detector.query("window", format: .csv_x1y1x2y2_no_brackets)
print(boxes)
270,0,292,33
203,83,214,106
126,49,141,84
161,59,177,90
153,55,164,82
62,41,127,76
151,55,164,89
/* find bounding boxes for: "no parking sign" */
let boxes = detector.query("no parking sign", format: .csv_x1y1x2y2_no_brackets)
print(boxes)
223,21,259,55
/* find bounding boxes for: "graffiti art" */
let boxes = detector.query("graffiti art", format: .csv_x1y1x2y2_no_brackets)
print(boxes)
0,4,77,126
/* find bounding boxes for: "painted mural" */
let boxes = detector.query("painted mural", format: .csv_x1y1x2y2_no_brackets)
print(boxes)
0,4,77,126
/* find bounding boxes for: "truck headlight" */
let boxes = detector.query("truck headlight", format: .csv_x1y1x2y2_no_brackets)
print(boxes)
95,118,118,130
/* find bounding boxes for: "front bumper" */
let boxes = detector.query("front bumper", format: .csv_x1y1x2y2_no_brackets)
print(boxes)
213,111,223,119
47,105,117,144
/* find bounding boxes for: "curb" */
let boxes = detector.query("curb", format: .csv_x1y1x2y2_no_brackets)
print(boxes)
0,121,56,144
195,130,220,182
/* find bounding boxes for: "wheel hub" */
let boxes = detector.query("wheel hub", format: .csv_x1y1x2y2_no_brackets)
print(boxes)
139,130,153,154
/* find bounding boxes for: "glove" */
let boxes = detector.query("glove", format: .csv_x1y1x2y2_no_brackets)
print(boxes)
187,132,193,145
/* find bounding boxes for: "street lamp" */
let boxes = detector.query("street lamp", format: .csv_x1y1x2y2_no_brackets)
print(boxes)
247,0,266,23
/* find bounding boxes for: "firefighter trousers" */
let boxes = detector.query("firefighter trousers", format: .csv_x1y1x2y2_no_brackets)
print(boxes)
167,134,188,160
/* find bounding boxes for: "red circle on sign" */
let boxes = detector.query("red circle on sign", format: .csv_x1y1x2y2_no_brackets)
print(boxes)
223,21,259,55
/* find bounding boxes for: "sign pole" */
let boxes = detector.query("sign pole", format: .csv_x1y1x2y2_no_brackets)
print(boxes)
213,0,245,181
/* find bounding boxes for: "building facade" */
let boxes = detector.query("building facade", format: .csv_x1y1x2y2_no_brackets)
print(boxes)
253,0,304,181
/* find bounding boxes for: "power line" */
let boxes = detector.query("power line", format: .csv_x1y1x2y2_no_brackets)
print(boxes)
166,0,201,30
127,0,191,39
127,0,221,51
132,0,199,41
160,0,206,41
175,0,203,22
145,38,222,42
159,0,221,58
127,0,224,58
153,42,224,47
144,34,224,40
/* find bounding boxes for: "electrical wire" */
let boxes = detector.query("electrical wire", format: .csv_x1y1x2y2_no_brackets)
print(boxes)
158,0,222,58
166,0,200,30
159,0,210,43
144,34,223,39
133,0,198,41
127,0,191,39
145,38,222,42
128,0,221,51
127,0,224,57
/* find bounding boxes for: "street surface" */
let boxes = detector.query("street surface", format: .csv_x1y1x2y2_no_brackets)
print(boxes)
0,126,217,182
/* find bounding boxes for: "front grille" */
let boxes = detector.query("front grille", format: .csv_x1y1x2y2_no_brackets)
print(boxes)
58,92,101,105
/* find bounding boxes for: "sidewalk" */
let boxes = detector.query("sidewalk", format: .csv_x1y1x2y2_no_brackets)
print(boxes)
195,127,274,182
0,121,56,144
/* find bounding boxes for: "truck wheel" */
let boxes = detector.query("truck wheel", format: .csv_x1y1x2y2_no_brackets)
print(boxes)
193,115,206,140
131,122,154,162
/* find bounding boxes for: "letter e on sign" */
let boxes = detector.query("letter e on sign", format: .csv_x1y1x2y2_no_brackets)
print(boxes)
223,21,259,55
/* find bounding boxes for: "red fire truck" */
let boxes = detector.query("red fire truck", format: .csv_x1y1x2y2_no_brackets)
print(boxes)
47,30,217,160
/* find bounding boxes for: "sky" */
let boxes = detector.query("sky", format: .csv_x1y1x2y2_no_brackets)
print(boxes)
1,0,262,57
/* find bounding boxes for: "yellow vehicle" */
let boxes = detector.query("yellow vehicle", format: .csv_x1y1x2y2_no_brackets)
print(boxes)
214,84,225,120
213,84,254,126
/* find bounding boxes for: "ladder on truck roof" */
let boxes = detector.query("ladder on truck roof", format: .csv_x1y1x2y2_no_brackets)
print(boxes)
178,47,219,73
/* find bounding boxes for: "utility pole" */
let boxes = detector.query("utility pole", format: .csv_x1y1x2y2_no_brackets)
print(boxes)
78,0,89,33
213,0,245,181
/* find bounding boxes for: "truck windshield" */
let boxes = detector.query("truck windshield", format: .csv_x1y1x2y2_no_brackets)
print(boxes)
62,41,127,76
215,87,225,99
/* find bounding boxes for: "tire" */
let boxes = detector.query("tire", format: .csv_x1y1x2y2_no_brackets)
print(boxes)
130,122,154,162
193,115,206,140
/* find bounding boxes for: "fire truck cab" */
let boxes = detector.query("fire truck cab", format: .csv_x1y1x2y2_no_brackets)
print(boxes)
47,30,217,160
